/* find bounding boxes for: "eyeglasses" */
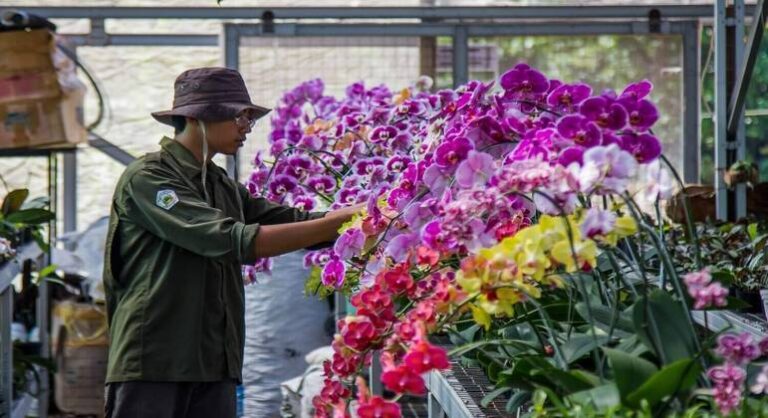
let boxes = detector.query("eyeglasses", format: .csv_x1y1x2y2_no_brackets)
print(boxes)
234,114,257,129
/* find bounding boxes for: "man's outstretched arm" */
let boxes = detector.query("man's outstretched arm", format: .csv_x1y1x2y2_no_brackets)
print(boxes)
251,204,363,259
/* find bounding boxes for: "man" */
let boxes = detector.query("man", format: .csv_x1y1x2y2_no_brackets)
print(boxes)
103,67,360,418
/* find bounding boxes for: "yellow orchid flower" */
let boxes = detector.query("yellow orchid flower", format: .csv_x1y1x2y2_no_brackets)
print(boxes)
551,238,598,273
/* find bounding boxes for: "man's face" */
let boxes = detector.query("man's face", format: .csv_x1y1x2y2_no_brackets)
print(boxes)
203,111,255,156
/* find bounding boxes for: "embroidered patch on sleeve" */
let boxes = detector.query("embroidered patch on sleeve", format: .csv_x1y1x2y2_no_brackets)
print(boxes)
156,190,179,210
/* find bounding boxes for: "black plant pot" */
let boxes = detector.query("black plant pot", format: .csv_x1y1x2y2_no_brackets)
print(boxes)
733,288,762,314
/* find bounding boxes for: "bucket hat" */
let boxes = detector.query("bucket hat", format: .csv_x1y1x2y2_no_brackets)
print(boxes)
151,67,270,125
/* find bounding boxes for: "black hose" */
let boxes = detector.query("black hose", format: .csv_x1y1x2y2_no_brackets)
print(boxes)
55,42,108,132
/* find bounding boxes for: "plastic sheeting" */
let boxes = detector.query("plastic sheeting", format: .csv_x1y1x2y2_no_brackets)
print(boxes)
243,250,332,418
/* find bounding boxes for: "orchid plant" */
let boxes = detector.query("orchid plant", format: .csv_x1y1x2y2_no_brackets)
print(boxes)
246,65,768,418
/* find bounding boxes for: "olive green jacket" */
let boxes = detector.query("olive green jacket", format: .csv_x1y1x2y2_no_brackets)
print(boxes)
103,137,320,383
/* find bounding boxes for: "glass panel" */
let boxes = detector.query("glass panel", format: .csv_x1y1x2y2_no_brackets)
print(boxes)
469,35,685,173
730,27,768,183
700,27,768,184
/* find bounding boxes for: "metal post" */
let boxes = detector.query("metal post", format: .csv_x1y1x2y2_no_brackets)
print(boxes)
428,393,446,418
714,0,729,220
0,289,12,418
728,0,767,135
734,0,747,218
63,46,79,235
452,26,468,88
223,23,240,181
369,351,382,396
63,152,77,234
35,262,49,418
682,21,701,184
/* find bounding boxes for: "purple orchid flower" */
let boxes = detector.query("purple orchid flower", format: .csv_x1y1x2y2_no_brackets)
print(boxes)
707,364,746,416
334,227,366,260
394,99,428,118
269,175,298,197
546,83,592,110
285,155,314,179
354,157,386,176
619,132,662,163
465,115,509,145
370,126,398,144
579,96,628,130
384,233,418,263
321,257,346,287
389,132,413,151
500,63,550,98
508,130,552,163
402,198,438,230
575,144,638,194
423,164,450,197
345,81,365,99
556,115,602,148
455,151,496,189
307,175,336,193
435,136,474,169
558,146,585,167
386,187,414,212
421,220,457,253
618,79,653,103
623,99,659,132
580,208,617,239
297,134,324,151
342,112,367,129
292,195,316,211
336,186,363,205
386,155,412,173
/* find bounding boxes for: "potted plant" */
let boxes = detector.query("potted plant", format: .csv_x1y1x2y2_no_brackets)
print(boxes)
0,188,55,401
246,66,768,418
669,221,768,314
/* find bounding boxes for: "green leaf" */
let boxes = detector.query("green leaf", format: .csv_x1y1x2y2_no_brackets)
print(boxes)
567,384,621,413
625,358,701,408
448,339,538,358
505,391,531,413
748,223,759,241
724,296,752,310
6,208,54,224
1,189,28,215
570,370,602,388
632,290,698,364
481,387,512,408
575,302,634,335
615,334,651,357
37,264,57,279
603,347,657,401
530,368,596,393
711,269,736,286
20,196,49,210
561,334,611,364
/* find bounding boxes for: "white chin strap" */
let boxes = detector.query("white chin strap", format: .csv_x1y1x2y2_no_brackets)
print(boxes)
199,121,211,205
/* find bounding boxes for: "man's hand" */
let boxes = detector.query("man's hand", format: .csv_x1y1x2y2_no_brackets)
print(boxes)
252,203,366,259
326,203,367,225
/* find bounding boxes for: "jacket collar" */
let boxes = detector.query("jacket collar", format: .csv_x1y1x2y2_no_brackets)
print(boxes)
159,136,220,180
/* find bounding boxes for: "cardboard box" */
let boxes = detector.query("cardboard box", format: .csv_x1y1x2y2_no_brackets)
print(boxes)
52,301,108,417
54,345,107,417
0,29,86,150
